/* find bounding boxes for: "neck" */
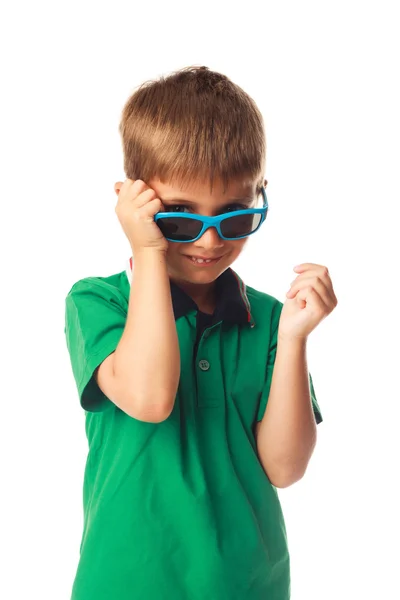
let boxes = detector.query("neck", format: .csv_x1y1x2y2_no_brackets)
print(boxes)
172,278,217,313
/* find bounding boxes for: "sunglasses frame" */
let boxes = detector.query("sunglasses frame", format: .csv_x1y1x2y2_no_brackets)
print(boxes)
154,186,269,242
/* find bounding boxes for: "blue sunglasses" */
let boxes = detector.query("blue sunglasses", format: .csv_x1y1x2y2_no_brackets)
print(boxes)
154,186,268,242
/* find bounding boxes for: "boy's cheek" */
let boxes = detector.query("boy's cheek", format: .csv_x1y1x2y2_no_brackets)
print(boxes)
228,239,248,258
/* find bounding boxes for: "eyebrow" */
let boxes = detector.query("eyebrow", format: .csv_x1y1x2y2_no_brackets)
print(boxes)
160,197,255,208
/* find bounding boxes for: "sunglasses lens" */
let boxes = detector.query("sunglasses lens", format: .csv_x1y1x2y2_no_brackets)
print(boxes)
221,213,263,239
156,217,203,241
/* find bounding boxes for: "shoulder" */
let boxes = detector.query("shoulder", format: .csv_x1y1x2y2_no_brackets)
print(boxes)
66,270,129,302
64,271,130,323
64,270,130,344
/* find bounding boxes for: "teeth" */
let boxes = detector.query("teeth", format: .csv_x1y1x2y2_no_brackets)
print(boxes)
191,257,212,263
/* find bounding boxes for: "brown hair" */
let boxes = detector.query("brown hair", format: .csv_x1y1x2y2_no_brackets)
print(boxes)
118,66,266,193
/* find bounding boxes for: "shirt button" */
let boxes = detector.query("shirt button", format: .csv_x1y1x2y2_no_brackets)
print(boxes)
198,359,210,371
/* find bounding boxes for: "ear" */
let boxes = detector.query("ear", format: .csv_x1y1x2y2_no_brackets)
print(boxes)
263,178,268,188
114,182,123,196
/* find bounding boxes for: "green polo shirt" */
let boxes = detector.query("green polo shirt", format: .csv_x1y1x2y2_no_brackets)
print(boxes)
64,259,322,600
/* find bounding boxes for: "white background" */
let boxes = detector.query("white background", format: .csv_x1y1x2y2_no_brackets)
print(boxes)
1,1,399,598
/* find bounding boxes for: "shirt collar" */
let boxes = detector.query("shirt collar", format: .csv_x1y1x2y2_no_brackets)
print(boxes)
125,257,255,328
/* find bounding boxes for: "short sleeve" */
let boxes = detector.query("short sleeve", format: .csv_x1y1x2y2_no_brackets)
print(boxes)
256,301,323,425
64,277,128,412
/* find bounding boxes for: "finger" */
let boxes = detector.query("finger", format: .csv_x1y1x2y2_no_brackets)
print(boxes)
117,184,159,211
291,268,336,304
140,197,165,217
128,179,150,202
118,179,149,204
287,277,334,308
290,269,332,287
296,286,326,313
287,278,333,308
294,264,330,275
134,188,160,209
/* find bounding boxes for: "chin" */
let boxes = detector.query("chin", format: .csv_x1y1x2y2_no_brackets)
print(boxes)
190,271,223,283
185,265,229,284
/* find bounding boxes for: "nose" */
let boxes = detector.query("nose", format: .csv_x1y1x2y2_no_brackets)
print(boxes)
194,225,224,249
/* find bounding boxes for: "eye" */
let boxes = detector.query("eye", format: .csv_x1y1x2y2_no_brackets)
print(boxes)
224,204,249,213
164,205,190,213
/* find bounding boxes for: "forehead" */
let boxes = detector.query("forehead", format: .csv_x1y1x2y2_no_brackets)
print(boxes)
149,177,258,204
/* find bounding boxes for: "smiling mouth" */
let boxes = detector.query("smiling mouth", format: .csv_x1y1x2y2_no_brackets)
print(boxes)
184,255,224,266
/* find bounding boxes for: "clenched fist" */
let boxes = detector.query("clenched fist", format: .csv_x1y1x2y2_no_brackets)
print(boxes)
114,179,168,254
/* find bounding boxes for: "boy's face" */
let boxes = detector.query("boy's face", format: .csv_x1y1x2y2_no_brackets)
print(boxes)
147,176,262,288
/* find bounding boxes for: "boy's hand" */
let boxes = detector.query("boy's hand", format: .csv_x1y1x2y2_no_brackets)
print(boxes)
278,263,338,342
115,179,168,254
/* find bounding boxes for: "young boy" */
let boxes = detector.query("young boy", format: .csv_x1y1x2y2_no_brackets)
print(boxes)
64,66,337,600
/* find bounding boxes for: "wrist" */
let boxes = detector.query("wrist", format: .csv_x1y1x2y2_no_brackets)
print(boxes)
277,334,308,347
132,247,168,270
133,246,168,260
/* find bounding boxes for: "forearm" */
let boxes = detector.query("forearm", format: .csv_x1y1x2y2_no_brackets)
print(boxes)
113,249,180,421
257,337,317,487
